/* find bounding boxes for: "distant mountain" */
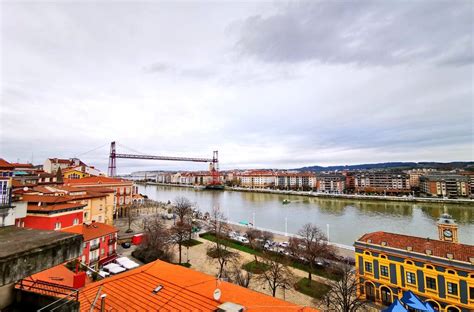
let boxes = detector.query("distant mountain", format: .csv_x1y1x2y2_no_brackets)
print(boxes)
295,162,474,172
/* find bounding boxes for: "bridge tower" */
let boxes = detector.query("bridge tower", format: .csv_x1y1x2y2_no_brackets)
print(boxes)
108,141,117,177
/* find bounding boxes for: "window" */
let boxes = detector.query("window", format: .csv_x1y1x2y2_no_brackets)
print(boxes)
380,265,389,277
406,272,416,285
469,286,474,301
73,218,79,225
426,277,437,290
101,248,105,256
447,282,458,296
54,222,61,230
365,262,373,273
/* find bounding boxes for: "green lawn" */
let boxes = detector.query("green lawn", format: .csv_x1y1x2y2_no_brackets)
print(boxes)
242,260,270,274
182,239,202,247
199,232,342,281
294,278,331,299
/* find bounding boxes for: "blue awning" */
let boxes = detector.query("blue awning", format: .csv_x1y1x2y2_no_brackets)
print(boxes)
424,302,435,312
400,290,429,311
383,299,408,312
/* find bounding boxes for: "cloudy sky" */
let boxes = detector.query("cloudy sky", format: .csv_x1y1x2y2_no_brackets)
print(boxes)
1,0,472,173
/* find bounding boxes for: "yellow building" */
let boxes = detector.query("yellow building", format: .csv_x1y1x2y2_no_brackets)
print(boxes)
354,214,474,312
63,168,89,180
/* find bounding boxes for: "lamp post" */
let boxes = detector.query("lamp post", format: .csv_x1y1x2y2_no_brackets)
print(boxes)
285,217,288,236
252,212,255,227
327,224,330,242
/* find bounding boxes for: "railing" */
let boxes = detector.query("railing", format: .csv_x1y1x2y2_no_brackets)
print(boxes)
108,238,116,245
16,278,79,301
90,257,99,264
89,244,100,251
0,187,12,208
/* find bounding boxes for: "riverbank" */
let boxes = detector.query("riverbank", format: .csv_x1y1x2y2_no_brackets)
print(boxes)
138,181,474,205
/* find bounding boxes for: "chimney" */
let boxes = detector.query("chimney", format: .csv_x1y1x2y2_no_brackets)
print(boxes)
100,294,107,312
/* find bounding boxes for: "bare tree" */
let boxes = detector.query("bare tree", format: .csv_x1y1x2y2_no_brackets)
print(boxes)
170,221,192,264
318,263,365,312
256,255,294,297
246,228,263,263
134,215,173,263
229,264,253,288
173,196,193,223
207,206,238,278
261,231,274,243
126,204,138,233
289,223,334,284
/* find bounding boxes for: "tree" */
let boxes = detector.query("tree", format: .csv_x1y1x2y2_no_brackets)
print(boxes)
318,263,365,312
229,263,252,288
246,228,263,263
289,223,334,284
170,221,192,264
126,204,138,233
173,196,193,224
207,206,238,278
256,255,294,297
133,215,173,263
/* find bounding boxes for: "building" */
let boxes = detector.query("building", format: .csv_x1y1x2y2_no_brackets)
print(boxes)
65,176,134,217
62,221,118,269
420,173,470,198
43,157,86,174
16,194,85,231
0,159,15,227
407,169,436,188
316,173,346,193
63,168,89,180
353,171,411,195
354,214,474,311
275,172,315,190
78,259,316,311
239,170,276,188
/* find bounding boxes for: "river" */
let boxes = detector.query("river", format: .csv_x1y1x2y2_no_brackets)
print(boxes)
138,184,474,247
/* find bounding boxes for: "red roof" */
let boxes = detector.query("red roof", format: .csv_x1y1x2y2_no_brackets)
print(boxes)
11,163,34,168
0,158,14,169
27,202,85,212
21,194,76,203
65,176,132,185
62,222,118,241
79,260,316,312
357,231,474,263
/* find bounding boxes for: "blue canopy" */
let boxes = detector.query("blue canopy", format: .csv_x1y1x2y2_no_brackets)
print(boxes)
424,302,435,312
400,290,429,311
383,299,408,312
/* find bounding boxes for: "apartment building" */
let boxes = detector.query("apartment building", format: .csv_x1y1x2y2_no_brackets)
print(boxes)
353,171,410,194
420,173,470,198
316,173,346,194
239,170,276,188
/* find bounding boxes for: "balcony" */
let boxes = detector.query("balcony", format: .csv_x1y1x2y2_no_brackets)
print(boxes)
108,238,116,245
89,244,100,251
89,257,99,264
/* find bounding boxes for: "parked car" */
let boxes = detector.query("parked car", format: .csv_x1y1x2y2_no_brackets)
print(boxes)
121,242,131,248
236,236,249,244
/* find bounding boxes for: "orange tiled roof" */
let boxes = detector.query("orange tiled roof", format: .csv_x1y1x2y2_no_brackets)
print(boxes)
30,264,76,287
11,162,34,168
79,260,317,312
21,194,76,203
357,231,474,263
0,158,14,169
65,176,132,185
62,222,118,241
27,202,85,212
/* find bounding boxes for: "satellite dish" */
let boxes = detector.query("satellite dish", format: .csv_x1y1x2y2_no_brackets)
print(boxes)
23,187,28,191
213,288,221,301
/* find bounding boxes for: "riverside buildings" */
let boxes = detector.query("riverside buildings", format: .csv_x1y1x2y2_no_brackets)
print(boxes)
420,173,471,199
355,214,474,311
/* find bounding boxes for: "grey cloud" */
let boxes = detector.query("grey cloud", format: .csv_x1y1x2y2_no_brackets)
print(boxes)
235,0,473,66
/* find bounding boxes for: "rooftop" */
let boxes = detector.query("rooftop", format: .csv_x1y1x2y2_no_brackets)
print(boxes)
64,176,132,185
356,231,474,263
0,226,83,286
27,202,85,213
79,260,316,312
62,222,118,241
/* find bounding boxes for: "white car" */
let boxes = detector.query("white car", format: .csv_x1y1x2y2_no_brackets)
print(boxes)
236,236,249,244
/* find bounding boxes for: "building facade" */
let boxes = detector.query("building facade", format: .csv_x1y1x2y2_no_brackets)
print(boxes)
420,174,471,198
316,174,346,193
62,221,118,269
353,171,411,194
354,215,474,312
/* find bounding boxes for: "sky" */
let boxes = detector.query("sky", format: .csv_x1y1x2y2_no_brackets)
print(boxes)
1,0,473,174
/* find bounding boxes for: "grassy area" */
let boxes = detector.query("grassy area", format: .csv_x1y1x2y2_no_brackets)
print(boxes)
242,260,270,274
182,239,202,247
200,232,342,281
294,278,331,299
200,233,259,255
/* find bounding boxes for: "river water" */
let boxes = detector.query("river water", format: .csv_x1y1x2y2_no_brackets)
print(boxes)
138,184,474,247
